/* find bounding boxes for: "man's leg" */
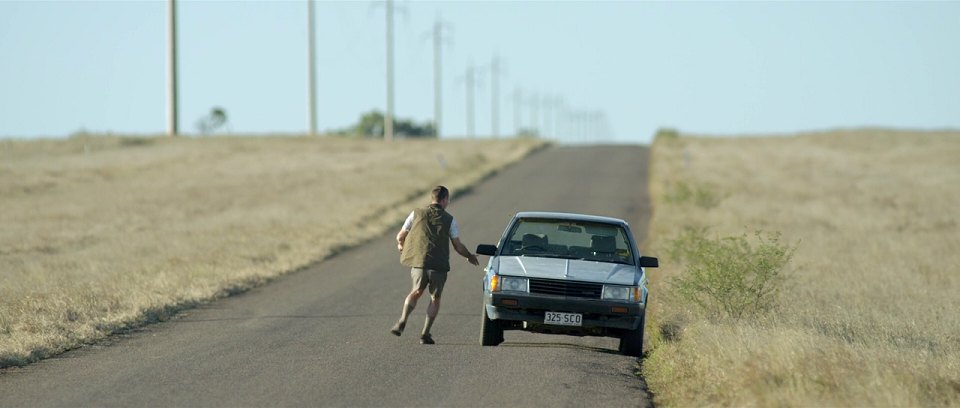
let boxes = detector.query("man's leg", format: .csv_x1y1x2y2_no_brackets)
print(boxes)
421,296,441,340
399,289,423,325
392,268,427,336
419,270,447,344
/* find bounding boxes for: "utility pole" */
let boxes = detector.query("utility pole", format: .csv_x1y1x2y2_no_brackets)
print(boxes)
543,94,552,138
580,111,588,143
554,96,566,140
530,91,539,137
513,87,522,136
465,63,475,138
431,15,450,138
307,0,317,136
384,0,395,141
490,55,500,138
433,17,441,138
167,0,178,137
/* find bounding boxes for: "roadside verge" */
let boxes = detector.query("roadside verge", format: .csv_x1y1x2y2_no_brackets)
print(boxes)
0,136,548,369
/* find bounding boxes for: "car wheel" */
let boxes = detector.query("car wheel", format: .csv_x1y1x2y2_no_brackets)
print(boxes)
619,312,645,357
480,305,504,346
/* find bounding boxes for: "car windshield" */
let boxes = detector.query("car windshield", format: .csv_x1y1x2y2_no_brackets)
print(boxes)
501,218,634,264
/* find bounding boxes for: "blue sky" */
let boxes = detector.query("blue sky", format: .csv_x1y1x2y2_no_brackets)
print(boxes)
1,1,958,144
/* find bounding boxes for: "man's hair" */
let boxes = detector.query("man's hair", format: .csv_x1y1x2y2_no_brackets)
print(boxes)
431,185,449,202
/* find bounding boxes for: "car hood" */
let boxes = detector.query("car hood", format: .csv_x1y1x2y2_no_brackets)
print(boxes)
496,256,639,285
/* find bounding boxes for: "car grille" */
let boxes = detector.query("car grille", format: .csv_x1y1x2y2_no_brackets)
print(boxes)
528,278,602,299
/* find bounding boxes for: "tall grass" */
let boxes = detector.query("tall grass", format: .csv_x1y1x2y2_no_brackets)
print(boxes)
0,135,545,368
643,129,960,406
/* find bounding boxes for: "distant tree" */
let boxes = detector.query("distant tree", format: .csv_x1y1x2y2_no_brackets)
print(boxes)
346,110,436,139
354,110,385,137
517,128,540,138
196,107,228,134
655,127,680,141
395,117,435,138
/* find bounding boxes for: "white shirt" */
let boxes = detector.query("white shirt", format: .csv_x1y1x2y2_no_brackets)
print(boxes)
402,210,460,239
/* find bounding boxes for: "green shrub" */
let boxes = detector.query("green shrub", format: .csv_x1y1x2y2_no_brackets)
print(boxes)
119,137,154,147
655,128,680,141
667,227,796,320
664,181,723,210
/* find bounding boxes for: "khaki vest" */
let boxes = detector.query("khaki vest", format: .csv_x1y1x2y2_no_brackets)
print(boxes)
400,204,453,272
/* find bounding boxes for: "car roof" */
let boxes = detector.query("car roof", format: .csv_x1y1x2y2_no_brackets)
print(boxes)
514,211,629,226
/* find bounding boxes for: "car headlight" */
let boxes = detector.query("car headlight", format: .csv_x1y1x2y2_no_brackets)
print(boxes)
499,276,528,292
603,285,645,302
602,285,630,301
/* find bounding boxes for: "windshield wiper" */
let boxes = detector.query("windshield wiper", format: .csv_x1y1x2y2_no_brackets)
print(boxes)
572,257,634,265
523,253,580,260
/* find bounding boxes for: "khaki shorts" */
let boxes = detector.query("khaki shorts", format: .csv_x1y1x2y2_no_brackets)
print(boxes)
411,268,448,298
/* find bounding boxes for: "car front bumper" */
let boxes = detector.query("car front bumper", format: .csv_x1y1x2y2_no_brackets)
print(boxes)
484,292,644,331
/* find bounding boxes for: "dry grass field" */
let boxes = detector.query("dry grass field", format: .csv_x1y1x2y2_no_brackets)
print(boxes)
0,135,545,368
642,130,960,406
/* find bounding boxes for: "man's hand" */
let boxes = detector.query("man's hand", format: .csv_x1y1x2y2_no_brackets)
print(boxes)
396,229,408,253
452,237,480,266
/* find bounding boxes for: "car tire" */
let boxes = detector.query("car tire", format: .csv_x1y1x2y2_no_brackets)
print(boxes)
480,305,504,346
619,312,645,357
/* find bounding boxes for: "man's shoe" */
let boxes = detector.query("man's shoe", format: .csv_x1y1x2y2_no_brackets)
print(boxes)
420,334,435,345
390,321,405,336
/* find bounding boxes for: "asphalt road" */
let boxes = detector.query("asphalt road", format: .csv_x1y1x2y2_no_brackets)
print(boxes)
0,145,654,407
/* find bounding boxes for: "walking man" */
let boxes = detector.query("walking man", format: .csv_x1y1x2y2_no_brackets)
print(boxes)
391,185,479,344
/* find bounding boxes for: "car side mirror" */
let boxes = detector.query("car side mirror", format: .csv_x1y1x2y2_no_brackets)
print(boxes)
639,256,659,268
476,244,497,256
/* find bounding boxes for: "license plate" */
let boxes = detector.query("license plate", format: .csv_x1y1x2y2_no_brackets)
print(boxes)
544,311,582,327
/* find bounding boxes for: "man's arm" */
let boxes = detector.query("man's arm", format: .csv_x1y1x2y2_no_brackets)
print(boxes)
451,237,479,266
396,229,408,252
397,211,415,252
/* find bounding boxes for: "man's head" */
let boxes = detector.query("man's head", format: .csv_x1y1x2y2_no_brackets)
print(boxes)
431,185,450,208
